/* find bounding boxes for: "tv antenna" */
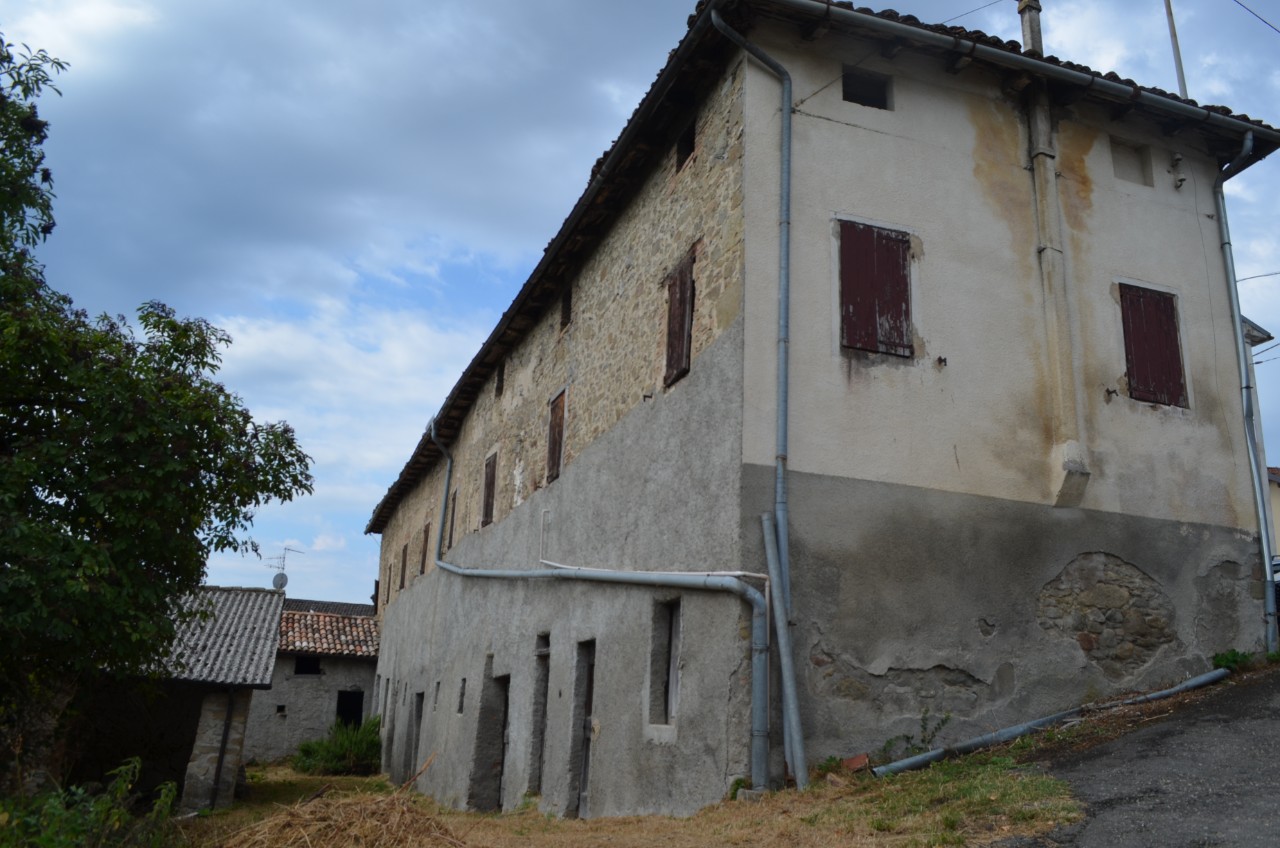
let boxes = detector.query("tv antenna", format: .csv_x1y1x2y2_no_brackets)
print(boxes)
266,546,305,590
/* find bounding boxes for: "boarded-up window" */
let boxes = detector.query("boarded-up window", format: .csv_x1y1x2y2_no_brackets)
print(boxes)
419,522,431,574
399,543,407,590
482,453,497,527
839,220,913,357
1120,284,1187,407
664,250,696,387
547,391,566,483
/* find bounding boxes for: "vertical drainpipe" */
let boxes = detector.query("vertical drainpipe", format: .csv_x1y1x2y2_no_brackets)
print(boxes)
709,9,807,790
709,9,794,619
1019,0,1091,508
1213,131,1278,653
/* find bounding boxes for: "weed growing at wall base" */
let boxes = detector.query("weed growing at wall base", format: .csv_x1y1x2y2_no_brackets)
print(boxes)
292,717,381,776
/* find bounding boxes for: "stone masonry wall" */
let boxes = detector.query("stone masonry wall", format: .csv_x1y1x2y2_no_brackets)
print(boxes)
379,57,746,598
180,688,252,812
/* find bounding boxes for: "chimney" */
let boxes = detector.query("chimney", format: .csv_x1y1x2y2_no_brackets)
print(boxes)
1018,0,1044,55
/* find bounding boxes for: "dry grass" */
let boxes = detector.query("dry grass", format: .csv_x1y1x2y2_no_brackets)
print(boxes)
183,753,1078,848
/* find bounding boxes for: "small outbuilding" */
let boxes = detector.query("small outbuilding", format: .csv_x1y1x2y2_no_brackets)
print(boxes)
243,598,379,763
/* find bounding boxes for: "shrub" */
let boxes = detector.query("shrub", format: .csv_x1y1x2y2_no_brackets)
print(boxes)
293,717,381,776
0,758,179,848
1212,650,1255,672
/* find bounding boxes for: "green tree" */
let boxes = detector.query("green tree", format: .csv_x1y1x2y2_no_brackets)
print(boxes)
0,37,314,785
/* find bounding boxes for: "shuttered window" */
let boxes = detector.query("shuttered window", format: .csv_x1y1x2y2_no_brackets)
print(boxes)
1119,284,1187,407
547,391,565,483
482,453,497,527
664,250,696,386
839,220,913,357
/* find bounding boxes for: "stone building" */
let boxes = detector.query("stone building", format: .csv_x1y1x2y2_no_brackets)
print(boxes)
244,599,380,763
366,0,1280,818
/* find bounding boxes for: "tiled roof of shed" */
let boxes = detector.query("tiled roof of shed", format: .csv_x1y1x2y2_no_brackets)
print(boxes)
168,587,283,688
283,598,376,617
365,0,1280,534
279,609,380,658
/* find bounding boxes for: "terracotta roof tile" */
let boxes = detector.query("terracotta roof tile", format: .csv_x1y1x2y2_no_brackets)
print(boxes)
279,609,379,658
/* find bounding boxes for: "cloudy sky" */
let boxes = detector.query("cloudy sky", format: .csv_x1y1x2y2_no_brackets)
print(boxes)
3,0,1277,603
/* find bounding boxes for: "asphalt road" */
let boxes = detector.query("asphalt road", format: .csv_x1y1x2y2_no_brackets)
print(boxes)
999,669,1280,847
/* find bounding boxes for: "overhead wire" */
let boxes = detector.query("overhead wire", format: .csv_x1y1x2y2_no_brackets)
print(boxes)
941,0,1006,25
1231,0,1280,36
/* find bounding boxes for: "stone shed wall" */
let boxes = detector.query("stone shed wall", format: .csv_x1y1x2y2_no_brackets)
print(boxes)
244,654,376,763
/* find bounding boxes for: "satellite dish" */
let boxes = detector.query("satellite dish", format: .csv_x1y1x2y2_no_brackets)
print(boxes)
272,572,288,591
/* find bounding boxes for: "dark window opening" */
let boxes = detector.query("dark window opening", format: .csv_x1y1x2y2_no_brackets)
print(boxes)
373,579,380,613
1120,283,1187,407
419,522,431,574
432,681,441,711
482,453,497,527
457,678,467,714
275,704,286,715
676,118,696,170
547,391,566,483
839,220,913,357
495,361,505,397
399,543,408,589
664,249,696,387
561,285,573,329
405,692,424,780
842,66,891,109
337,690,364,726
294,656,322,675
648,599,681,725
529,633,551,795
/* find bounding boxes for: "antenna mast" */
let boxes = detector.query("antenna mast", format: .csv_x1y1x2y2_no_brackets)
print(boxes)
1164,0,1189,98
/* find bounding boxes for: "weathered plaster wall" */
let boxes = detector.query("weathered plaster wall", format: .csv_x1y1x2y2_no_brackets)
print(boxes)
377,322,752,817
374,56,751,817
742,464,1261,761
377,57,747,608
180,688,252,812
738,22,1257,528
243,654,375,763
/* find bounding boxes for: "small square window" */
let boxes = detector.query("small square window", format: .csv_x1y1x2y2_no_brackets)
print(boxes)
1119,284,1187,407
275,704,287,715
1111,137,1153,186
842,67,891,110
839,220,913,357
294,656,322,675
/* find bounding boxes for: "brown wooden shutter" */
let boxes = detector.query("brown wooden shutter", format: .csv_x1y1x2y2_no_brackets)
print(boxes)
664,252,695,386
1120,284,1187,407
839,220,912,357
482,453,497,527
547,391,565,482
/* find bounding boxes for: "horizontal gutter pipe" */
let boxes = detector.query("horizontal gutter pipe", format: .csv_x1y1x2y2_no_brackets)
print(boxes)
872,668,1230,777
540,560,769,582
767,0,1280,151
710,8,795,617
1213,131,1277,653
429,421,770,791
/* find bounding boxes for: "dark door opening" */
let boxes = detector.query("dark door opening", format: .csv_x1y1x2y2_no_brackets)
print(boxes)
528,634,551,795
336,690,364,726
405,691,424,781
567,639,596,819
467,657,510,811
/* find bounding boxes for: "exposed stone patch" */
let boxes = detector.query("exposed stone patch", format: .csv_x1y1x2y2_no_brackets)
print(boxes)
810,652,991,717
1193,559,1261,653
1038,552,1177,679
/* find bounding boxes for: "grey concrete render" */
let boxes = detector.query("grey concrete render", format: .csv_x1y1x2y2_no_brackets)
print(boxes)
376,322,752,817
243,653,376,763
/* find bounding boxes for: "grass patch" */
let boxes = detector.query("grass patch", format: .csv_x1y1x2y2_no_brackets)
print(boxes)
292,717,381,776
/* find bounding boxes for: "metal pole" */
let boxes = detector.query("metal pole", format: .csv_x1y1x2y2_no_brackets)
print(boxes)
1164,0,1189,98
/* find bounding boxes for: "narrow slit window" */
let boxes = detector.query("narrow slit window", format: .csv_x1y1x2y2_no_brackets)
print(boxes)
457,678,467,714
399,543,407,589
561,285,573,329
842,66,891,110
482,453,497,527
676,118,696,170
839,220,913,357
648,599,681,724
419,521,431,574
447,490,458,550
432,681,440,711
548,391,566,483
664,249,696,387
495,361,505,398
1119,283,1187,407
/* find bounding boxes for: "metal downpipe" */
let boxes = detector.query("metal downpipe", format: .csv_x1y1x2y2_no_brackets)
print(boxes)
427,421,771,790
710,9,794,619
762,513,808,788
1213,131,1278,653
